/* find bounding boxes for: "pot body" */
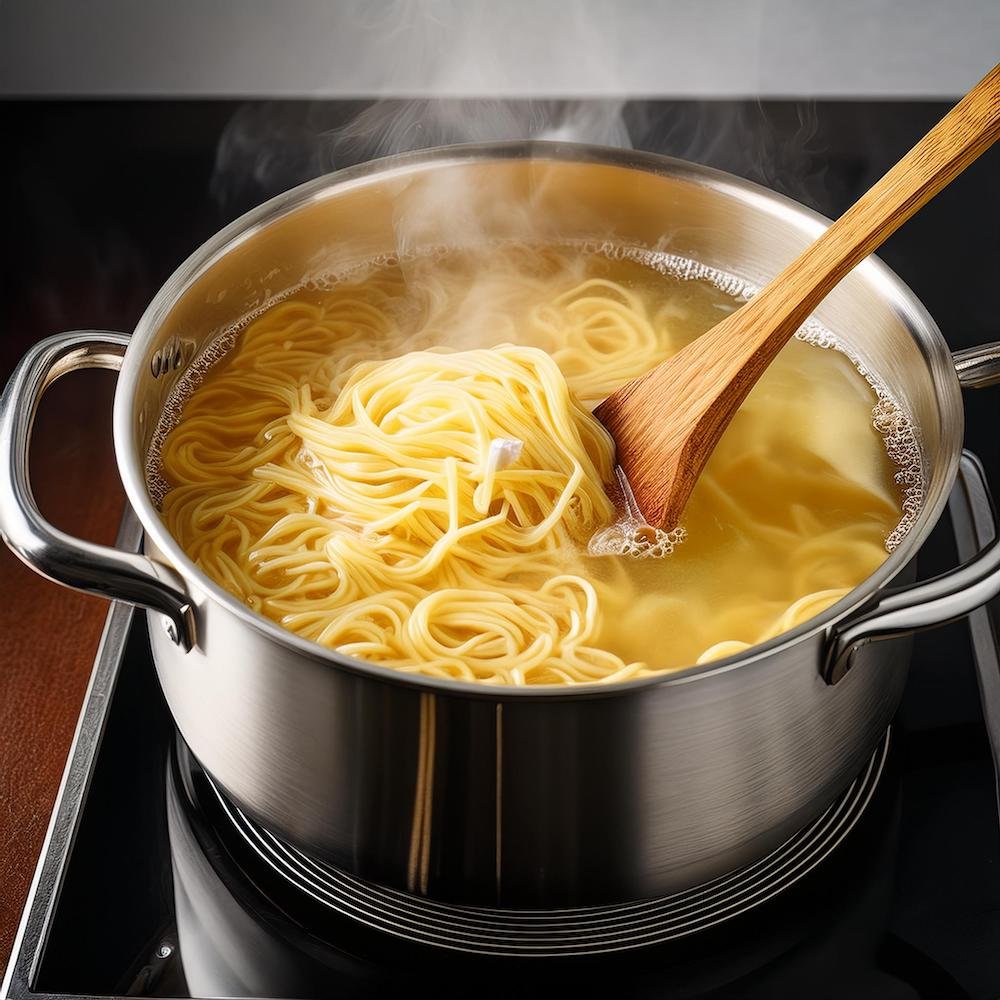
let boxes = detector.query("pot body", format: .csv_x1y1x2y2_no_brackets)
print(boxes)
149,584,913,907
16,145,972,907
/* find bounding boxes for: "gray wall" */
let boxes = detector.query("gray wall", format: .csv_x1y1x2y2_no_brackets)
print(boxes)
0,0,996,98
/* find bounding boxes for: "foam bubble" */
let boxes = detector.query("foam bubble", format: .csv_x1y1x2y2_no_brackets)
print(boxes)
588,468,687,560
792,321,924,553
873,397,924,552
144,288,297,507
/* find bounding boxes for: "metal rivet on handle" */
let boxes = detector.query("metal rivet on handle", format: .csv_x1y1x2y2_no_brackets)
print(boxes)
162,615,179,644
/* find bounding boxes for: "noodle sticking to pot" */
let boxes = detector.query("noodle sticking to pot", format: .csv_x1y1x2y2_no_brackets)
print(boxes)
157,244,917,685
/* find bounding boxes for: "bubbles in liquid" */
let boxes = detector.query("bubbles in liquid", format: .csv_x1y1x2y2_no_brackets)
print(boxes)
792,317,924,555
873,398,924,553
582,241,757,303
145,239,925,558
589,467,687,559
144,294,285,507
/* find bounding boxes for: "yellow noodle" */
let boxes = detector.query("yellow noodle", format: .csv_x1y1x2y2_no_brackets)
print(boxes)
159,247,906,685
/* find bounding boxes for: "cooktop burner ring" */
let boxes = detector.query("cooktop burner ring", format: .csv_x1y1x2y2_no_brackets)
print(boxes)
199,729,890,957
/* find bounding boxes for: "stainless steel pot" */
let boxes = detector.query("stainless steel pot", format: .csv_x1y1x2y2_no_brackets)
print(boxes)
3,143,1000,909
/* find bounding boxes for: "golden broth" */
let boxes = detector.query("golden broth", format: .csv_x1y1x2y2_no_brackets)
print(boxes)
154,243,912,683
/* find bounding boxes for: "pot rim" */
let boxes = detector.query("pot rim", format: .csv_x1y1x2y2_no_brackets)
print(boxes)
114,139,964,701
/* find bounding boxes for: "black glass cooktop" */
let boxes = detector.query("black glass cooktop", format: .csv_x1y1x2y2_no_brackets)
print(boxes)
0,451,998,1000
3,98,1000,1000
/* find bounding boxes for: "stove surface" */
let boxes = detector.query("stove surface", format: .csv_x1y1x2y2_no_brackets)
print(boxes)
3,99,1000,1000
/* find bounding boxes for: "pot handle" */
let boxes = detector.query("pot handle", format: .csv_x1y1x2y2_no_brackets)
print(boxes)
824,343,1000,684
954,342,1000,388
0,331,195,651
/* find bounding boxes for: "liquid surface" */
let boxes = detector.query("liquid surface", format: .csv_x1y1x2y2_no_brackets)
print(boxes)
154,244,914,683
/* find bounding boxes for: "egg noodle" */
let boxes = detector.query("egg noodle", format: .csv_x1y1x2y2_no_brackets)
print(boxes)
158,248,906,685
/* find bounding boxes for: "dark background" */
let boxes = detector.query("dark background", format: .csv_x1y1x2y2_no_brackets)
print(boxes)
1,99,998,968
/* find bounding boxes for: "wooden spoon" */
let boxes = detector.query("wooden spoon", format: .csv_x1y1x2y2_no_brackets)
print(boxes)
595,62,1000,530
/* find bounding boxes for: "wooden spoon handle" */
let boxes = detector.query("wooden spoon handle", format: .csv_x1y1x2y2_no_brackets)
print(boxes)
725,60,1000,368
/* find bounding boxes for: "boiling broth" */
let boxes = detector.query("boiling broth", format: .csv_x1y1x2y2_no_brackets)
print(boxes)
152,243,917,683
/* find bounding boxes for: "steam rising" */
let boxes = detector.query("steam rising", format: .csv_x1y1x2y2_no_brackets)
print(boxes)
210,4,826,217
210,98,633,214
333,98,630,159
211,98,827,221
